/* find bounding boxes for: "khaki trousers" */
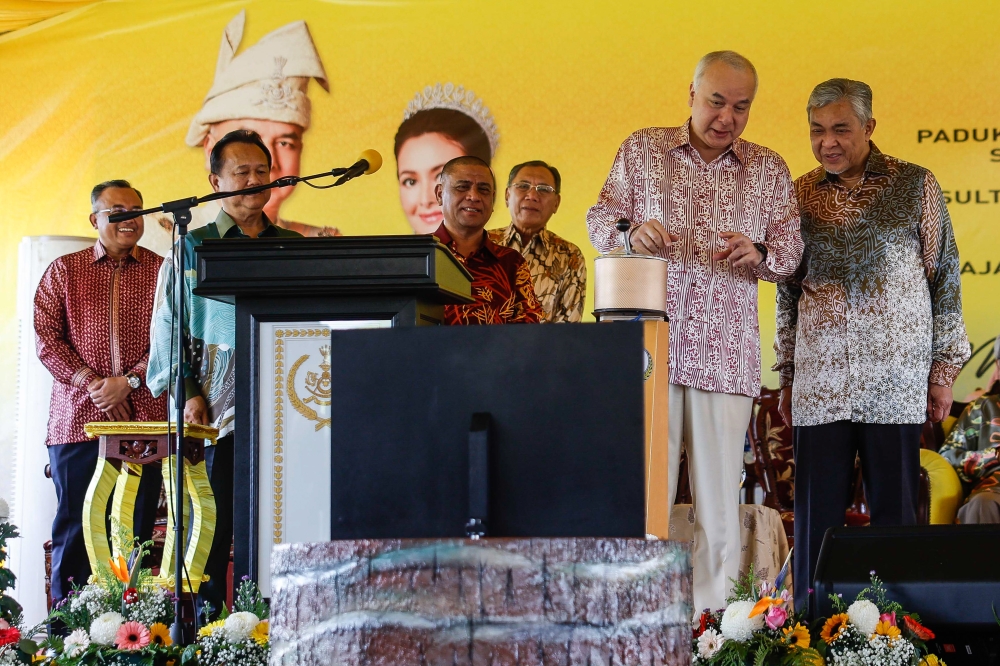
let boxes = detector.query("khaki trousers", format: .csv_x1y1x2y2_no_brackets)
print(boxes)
667,383,753,613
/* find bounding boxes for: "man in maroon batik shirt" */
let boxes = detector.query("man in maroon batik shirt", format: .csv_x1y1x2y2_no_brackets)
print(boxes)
431,156,543,325
34,180,167,605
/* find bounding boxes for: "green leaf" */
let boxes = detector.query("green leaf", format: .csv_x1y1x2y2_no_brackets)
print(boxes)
181,643,200,665
17,639,37,654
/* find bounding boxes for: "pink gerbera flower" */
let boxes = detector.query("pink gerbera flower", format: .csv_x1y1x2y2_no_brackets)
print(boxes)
114,621,150,651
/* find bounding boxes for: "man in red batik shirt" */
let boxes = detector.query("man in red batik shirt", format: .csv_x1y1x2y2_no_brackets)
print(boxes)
34,180,167,605
431,156,543,325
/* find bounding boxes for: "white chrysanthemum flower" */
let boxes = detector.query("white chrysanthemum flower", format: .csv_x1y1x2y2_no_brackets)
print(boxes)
89,611,124,645
720,600,765,641
847,599,880,636
63,628,91,658
223,611,260,642
697,627,724,659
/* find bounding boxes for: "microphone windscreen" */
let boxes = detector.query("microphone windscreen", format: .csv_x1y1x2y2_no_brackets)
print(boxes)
359,149,383,175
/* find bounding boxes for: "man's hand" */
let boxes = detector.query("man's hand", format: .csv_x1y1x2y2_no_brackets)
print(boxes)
927,382,953,423
185,395,209,425
629,219,681,255
714,232,764,268
104,401,132,422
778,385,793,428
89,376,132,410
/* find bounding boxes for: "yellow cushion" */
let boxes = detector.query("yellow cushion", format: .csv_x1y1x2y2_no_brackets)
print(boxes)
942,415,958,437
920,449,964,525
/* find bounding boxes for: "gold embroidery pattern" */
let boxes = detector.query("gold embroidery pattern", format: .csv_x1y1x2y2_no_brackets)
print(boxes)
272,328,329,544
287,345,332,431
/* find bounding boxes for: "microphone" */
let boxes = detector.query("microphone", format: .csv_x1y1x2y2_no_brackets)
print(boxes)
333,149,383,186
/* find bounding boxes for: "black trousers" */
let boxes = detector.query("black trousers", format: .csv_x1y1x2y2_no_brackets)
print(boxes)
48,441,162,604
792,421,922,616
197,434,234,621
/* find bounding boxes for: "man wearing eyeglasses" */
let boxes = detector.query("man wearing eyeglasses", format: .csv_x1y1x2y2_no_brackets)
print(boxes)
34,180,167,608
489,161,586,323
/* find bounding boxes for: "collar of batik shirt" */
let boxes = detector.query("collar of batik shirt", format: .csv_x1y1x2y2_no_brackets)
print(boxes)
499,222,552,253
815,141,892,186
92,240,142,264
664,118,750,166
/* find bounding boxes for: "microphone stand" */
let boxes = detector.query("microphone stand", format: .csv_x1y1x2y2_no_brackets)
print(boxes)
109,165,354,644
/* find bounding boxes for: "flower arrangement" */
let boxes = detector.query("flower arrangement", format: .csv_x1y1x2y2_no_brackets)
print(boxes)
0,522,27,666
816,572,944,666
692,564,823,665
185,577,269,666
1,519,273,666
10,521,180,665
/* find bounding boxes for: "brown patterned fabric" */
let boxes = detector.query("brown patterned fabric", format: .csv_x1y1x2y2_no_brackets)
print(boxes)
488,224,586,323
34,242,167,445
433,225,543,325
587,120,803,397
775,144,970,426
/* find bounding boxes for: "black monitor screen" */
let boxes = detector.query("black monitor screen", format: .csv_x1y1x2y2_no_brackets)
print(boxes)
328,322,647,539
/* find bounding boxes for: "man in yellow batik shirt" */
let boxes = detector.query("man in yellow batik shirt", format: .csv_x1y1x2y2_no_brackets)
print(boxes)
489,161,585,323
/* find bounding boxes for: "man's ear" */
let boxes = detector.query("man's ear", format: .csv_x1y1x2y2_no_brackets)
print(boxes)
203,135,215,173
688,82,696,109
435,182,443,205
89,213,99,230
865,117,877,140
208,172,221,193
552,193,562,214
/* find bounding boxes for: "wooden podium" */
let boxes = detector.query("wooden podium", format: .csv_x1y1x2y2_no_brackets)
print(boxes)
193,235,474,584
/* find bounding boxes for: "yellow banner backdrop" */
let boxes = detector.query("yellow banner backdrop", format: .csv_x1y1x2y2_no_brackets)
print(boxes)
1,0,997,467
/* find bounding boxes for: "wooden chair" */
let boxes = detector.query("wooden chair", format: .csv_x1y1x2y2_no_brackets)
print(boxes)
746,387,795,546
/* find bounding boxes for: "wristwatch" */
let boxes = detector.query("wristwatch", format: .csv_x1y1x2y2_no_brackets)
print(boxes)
753,242,769,265
125,372,141,390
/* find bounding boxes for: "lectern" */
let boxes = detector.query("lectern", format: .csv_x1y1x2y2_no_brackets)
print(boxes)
193,235,473,589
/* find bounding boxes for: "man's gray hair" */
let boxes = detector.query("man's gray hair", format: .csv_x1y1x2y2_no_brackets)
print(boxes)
693,51,758,93
807,78,873,125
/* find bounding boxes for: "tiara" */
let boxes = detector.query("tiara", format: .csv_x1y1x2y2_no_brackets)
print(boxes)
402,82,500,157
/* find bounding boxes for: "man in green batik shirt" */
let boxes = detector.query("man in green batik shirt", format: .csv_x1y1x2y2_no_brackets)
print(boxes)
939,335,1000,524
147,129,301,618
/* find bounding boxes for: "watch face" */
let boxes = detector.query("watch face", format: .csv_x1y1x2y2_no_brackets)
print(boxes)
128,375,140,389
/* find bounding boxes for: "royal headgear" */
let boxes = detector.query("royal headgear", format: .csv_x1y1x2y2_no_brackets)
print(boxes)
402,83,500,158
186,10,329,147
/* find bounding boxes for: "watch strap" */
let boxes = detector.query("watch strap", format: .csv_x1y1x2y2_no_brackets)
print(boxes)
753,242,768,264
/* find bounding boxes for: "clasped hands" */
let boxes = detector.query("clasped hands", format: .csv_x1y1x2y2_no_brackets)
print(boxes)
87,376,133,421
628,219,764,268
89,377,214,426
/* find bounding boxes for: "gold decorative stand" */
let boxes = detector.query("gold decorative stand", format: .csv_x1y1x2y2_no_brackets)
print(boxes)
81,422,218,592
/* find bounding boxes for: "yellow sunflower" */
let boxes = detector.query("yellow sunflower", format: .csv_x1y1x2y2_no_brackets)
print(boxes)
149,622,173,647
821,613,850,642
875,620,901,640
198,619,225,638
783,622,811,649
920,655,946,666
250,620,270,646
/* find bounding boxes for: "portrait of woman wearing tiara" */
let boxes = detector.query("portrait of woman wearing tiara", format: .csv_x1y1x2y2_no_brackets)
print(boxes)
394,83,499,234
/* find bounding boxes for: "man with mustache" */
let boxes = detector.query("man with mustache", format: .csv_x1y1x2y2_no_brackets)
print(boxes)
432,156,543,325
34,180,166,608
489,160,585,323
587,51,803,613
775,78,970,613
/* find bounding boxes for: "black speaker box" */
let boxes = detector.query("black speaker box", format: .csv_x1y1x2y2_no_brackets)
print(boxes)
814,525,1000,663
